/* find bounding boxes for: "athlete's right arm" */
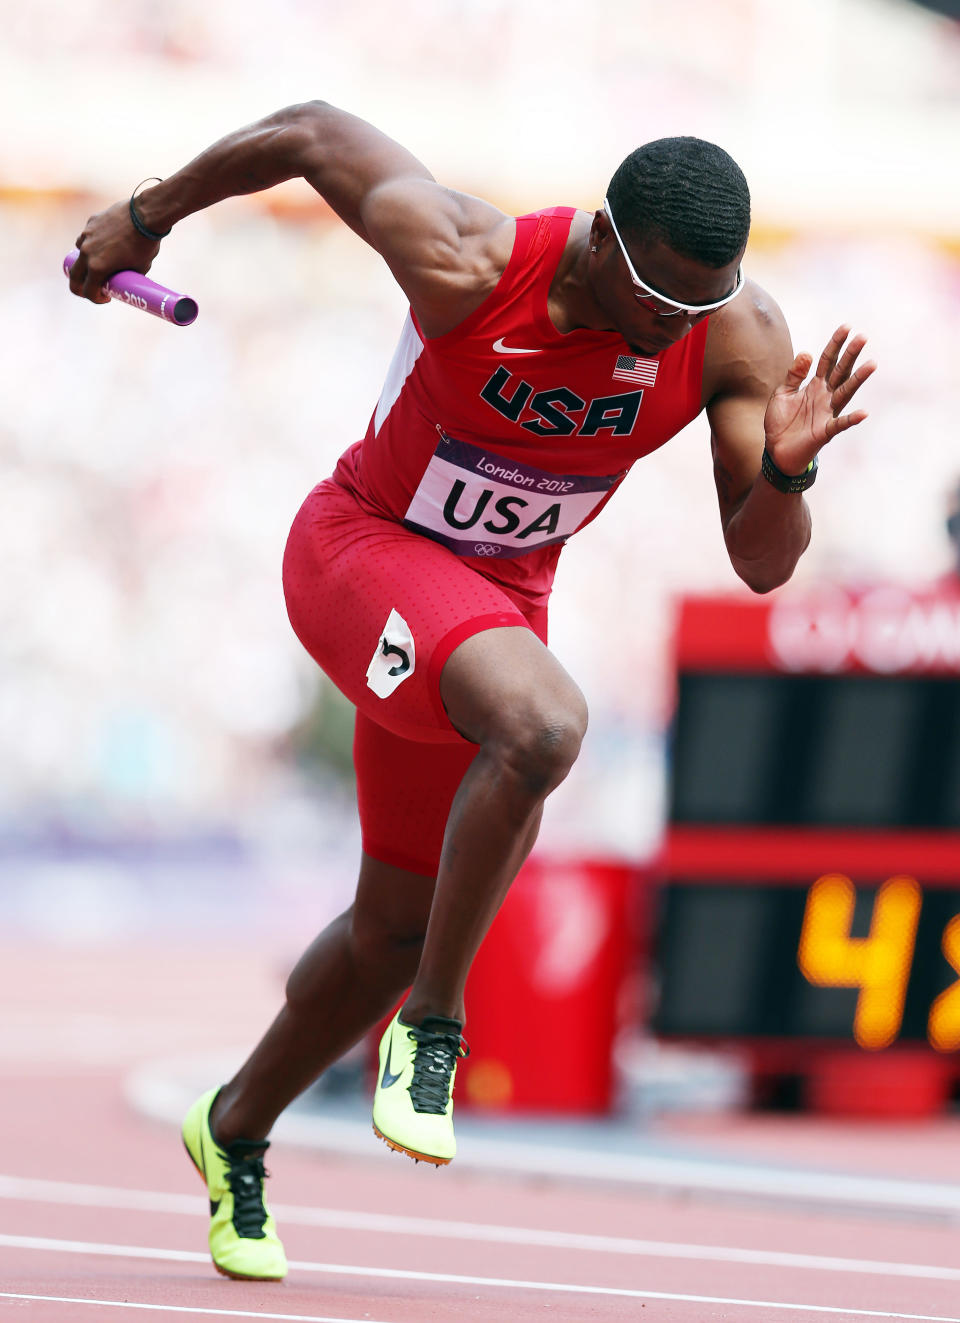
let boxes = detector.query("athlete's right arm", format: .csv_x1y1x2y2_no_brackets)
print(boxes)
69,101,512,335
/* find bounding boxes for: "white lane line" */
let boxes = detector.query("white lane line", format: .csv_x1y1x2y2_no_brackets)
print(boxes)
0,1233,957,1320
0,1176,197,1217
1,1174,958,1284
126,1068,960,1216
0,1235,203,1264
0,1297,395,1323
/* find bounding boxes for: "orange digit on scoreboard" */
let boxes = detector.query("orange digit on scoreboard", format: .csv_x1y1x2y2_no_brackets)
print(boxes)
797,874,922,1051
928,913,960,1053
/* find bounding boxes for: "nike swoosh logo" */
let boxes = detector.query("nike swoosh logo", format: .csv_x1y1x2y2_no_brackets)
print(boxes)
492,337,543,355
381,1025,403,1088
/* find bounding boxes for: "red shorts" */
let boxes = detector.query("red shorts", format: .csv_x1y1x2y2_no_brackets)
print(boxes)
282,480,548,875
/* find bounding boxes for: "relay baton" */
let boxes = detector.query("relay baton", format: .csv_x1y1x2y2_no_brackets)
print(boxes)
63,250,198,326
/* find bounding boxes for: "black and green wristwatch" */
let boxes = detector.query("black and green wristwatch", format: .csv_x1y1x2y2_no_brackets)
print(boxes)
761,447,818,494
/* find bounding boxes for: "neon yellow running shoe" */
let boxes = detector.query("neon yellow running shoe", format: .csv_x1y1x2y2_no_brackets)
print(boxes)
372,1011,468,1165
181,1087,287,1281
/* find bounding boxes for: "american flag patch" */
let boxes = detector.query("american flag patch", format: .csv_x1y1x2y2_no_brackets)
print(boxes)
612,354,659,387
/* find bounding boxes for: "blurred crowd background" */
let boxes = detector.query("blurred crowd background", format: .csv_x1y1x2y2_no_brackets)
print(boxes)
2,0,959,931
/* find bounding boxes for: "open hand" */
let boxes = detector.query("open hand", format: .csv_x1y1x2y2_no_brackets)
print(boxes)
763,326,876,476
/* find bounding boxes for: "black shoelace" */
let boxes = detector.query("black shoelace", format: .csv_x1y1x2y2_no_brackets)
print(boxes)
225,1139,270,1239
407,1024,469,1114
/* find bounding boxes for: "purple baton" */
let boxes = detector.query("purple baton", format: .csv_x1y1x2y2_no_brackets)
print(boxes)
63,250,198,326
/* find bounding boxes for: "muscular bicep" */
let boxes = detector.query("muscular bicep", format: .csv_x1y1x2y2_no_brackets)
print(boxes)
297,101,437,237
297,101,510,330
362,179,512,330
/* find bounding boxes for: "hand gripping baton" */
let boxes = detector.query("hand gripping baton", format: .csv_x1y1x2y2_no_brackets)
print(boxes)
63,250,198,326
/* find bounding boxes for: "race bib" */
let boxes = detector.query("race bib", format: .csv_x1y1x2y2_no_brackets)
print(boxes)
403,430,622,559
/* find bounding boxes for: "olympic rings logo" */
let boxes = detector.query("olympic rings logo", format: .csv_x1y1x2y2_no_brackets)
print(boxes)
473,544,502,557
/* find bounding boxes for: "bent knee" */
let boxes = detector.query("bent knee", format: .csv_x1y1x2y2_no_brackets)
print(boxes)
493,692,588,795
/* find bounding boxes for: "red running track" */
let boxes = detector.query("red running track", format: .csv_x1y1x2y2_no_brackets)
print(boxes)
5,941,960,1322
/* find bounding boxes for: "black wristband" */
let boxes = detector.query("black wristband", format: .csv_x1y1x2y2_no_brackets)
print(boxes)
761,447,818,494
129,177,172,241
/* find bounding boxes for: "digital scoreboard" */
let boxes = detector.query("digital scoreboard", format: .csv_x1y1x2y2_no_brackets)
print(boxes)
652,585,960,1066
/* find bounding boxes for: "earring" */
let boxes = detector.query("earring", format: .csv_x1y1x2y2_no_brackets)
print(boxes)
591,245,598,253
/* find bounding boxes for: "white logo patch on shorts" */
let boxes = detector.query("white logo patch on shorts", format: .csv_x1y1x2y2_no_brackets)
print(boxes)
366,608,416,699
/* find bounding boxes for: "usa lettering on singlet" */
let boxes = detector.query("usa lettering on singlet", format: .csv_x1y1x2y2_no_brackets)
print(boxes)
403,428,622,559
333,208,708,598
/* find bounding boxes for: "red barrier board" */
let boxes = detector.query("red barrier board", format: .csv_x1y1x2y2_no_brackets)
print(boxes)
460,856,644,1114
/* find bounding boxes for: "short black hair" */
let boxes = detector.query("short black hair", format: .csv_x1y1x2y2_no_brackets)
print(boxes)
607,137,750,268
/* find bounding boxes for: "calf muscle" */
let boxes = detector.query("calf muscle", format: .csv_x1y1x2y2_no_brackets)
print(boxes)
402,626,587,1023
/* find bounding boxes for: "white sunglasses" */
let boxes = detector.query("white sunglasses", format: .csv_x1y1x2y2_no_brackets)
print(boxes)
603,196,744,317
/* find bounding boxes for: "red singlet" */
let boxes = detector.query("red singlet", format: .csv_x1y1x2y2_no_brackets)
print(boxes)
334,206,707,610
283,207,708,874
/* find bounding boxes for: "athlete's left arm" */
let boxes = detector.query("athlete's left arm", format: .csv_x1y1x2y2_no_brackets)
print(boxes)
704,285,875,594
